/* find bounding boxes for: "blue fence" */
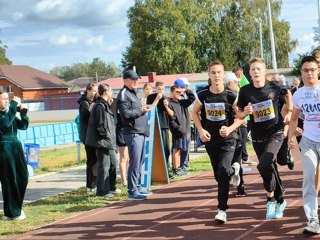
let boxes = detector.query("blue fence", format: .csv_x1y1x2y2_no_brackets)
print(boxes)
18,122,79,148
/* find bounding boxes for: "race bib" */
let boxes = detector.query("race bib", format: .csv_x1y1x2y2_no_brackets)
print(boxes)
204,102,226,121
252,99,275,122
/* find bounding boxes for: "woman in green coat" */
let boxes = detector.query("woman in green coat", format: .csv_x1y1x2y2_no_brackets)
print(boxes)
0,92,29,221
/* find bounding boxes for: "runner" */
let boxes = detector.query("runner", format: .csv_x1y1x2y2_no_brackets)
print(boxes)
237,57,292,220
192,60,244,223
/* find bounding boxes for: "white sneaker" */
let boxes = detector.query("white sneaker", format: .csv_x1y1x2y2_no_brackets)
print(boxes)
110,189,122,194
231,162,241,187
104,193,115,198
87,188,96,194
215,210,227,224
2,215,12,221
13,210,26,221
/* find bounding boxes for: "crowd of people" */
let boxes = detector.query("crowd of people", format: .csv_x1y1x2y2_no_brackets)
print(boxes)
0,53,318,237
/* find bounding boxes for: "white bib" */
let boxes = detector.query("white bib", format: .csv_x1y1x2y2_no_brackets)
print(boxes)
204,102,226,121
252,99,275,123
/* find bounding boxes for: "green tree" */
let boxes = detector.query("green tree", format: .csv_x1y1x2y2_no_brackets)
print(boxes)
0,40,12,65
122,0,297,74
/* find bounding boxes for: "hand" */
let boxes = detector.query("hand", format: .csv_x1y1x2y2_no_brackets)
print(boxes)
199,129,211,142
156,93,163,100
107,98,113,105
13,96,21,106
288,137,296,150
163,99,169,107
141,105,150,114
243,102,253,115
295,127,303,137
219,126,231,137
283,112,291,125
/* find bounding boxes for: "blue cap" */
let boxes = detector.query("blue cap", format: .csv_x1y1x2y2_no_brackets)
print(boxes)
174,79,186,88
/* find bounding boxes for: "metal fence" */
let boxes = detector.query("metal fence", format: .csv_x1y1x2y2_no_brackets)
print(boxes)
18,122,79,148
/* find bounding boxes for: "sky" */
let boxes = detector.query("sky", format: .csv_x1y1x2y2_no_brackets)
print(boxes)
0,0,319,73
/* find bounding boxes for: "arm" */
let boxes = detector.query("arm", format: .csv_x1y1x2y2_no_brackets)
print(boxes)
163,98,174,118
282,90,293,124
95,104,108,138
287,107,300,149
180,90,196,108
16,105,29,130
192,100,211,142
0,100,19,129
219,105,246,137
79,101,90,123
118,94,147,120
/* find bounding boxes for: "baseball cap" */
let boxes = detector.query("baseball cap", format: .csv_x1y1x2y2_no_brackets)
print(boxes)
123,70,141,80
224,72,240,84
174,79,186,88
179,77,190,85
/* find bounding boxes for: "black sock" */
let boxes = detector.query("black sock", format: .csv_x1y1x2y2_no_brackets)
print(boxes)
267,197,275,203
277,197,284,204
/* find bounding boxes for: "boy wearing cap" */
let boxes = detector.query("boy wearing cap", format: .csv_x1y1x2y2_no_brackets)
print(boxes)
169,80,195,176
192,60,244,223
117,70,152,200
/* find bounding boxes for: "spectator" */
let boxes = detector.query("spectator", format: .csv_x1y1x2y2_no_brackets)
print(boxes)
168,81,195,176
117,70,152,200
86,84,120,198
141,83,153,106
147,81,173,178
0,93,29,221
78,83,98,194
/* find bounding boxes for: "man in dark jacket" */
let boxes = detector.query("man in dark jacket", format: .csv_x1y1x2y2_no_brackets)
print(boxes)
78,83,98,194
117,70,151,200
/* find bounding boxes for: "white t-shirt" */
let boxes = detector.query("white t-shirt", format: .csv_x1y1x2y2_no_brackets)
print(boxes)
293,85,320,142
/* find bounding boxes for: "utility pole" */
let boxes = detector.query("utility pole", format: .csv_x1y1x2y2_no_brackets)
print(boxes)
258,18,263,59
313,0,320,42
267,0,277,73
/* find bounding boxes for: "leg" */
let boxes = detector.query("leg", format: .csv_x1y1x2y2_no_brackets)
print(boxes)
84,145,98,189
95,148,111,196
180,132,191,168
119,146,129,186
109,150,118,191
161,128,170,170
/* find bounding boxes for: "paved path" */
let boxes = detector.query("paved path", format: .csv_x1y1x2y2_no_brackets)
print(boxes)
12,143,317,240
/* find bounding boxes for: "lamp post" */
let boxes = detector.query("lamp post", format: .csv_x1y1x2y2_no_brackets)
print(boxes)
258,18,263,59
267,0,277,73
313,0,320,42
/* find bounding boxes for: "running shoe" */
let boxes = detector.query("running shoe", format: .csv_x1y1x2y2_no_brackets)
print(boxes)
215,210,227,224
275,200,287,218
266,201,276,219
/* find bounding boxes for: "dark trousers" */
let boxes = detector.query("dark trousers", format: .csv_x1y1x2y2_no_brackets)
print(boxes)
233,139,244,188
85,145,98,189
276,137,290,166
124,134,146,195
95,148,117,196
239,125,249,161
205,138,236,211
253,132,285,201
161,128,170,169
181,132,191,168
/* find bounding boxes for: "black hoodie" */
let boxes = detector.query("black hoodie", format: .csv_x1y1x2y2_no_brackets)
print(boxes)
77,94,92,143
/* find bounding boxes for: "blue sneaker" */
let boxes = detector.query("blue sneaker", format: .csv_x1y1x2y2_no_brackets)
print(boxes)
139,189,153,196
128,193,147,200
266,201,276,219
275,200,287,219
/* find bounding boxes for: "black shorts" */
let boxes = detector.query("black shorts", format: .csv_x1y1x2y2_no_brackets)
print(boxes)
116,131,126,147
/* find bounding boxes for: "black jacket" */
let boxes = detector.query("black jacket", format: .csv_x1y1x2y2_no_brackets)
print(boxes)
169,89,195,138
85,98,117,150
117,86,149,137
77,95,91,144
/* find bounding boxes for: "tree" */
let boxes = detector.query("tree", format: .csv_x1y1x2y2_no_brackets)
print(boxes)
122,0,297,74
50,58,121,81
0,40,12,65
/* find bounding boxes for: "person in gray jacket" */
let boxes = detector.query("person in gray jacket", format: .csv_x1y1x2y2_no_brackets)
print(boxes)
117,70,151,200
86,84,120,198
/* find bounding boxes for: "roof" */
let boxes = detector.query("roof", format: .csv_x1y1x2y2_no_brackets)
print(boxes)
0,65,71,89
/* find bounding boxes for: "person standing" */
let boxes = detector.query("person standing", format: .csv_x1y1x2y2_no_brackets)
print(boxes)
117,70,152,200
288,56,320,234
147,81,173,177
86,84,120,198
237,57,292,220
78,83,98,194
0,93,29,220
192,60,243,224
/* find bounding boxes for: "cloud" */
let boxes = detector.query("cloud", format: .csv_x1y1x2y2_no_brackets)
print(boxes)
85,35,104,46
12,12,24,21
49,34,78,45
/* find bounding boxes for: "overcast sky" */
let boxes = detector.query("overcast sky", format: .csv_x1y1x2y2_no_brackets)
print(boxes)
0,0,318,72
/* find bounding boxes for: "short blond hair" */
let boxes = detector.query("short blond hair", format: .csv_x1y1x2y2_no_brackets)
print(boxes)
249,57,266,67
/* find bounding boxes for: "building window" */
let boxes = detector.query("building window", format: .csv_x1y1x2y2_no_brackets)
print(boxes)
6,85,13,93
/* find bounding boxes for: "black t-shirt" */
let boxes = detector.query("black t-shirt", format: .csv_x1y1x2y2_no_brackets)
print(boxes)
237,81,286,140
147,93,169,129
197,87,237,143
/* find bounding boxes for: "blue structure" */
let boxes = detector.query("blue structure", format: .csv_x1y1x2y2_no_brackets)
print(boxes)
18,122,79,148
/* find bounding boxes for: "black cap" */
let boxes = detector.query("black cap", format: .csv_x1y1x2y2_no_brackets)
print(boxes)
123,70,141,80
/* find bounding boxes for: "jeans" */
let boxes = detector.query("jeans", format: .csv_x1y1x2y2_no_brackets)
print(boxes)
124,134,146,195
300,136,320,222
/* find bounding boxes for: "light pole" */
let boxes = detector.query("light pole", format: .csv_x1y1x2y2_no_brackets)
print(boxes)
258,18,263,59
267,0,277,73
313,0,320,42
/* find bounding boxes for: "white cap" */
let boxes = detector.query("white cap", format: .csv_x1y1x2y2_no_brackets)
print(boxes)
178,77,190,86
224,72,240,83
